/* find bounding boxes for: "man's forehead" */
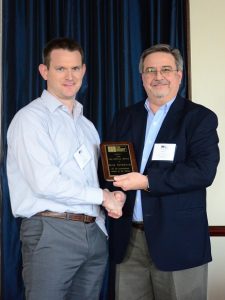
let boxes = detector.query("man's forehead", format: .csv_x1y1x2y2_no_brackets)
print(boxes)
50,49,81,60
144,52,176,66
49,50,82,64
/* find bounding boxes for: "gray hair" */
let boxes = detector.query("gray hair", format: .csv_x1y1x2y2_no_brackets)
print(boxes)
139,44,183,73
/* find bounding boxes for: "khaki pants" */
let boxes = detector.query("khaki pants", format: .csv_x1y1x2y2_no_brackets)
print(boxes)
115,227,208,300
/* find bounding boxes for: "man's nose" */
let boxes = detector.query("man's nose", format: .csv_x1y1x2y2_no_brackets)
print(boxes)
66,70,73,79
155,70,164,79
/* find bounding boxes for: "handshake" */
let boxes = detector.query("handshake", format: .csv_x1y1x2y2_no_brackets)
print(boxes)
102,189,126,219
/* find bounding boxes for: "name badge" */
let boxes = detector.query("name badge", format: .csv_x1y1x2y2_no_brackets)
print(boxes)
74,144,91,169
152,143,176,161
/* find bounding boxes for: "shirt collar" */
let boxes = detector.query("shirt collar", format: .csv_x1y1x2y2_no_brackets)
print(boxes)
144,96,176,114
41,89,83,117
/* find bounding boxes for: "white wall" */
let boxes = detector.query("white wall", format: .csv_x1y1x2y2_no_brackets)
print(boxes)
189,1,225,299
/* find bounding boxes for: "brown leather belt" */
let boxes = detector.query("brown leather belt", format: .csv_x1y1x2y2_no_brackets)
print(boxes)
35,211,96,223
132,222,144,231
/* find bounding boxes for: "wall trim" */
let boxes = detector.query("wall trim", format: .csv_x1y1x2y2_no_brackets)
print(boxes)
209,226,225,236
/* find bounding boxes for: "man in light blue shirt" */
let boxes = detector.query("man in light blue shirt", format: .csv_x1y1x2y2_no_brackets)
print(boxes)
133,98,174,221
7,37,125,300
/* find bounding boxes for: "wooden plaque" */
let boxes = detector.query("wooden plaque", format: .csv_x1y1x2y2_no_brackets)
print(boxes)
100,141,138,181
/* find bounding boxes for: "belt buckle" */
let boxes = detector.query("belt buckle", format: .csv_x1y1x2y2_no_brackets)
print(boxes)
65,212,70,220
83,215,90,223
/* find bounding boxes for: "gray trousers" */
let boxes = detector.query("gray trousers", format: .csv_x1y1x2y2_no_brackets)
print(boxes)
20,216,108,300
115,227,208,300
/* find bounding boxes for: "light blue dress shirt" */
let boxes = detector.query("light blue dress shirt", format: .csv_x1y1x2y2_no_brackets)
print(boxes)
133,98,175,221
7,90,106,233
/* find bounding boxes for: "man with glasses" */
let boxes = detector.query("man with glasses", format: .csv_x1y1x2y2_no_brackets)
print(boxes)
107,44,219,299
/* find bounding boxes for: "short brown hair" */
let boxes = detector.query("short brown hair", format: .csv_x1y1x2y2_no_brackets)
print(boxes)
139,44,183,73
43,37,85,68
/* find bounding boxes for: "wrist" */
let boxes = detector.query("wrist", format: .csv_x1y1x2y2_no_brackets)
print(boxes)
102,189,108,206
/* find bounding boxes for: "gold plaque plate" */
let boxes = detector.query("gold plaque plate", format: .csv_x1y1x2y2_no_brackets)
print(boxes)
100,141,138,181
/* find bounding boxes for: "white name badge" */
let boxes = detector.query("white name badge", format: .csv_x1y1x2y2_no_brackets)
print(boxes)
152,143,176,161
74,144,92,169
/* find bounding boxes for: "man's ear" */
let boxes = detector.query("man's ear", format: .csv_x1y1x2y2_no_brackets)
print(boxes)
82,64,86,76
177,70,183,85
39,64,48,80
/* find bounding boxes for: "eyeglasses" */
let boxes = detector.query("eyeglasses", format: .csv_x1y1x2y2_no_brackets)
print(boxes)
142,67,178,77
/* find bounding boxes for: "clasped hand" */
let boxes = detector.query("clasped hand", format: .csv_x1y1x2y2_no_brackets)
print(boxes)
102,190,126,219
